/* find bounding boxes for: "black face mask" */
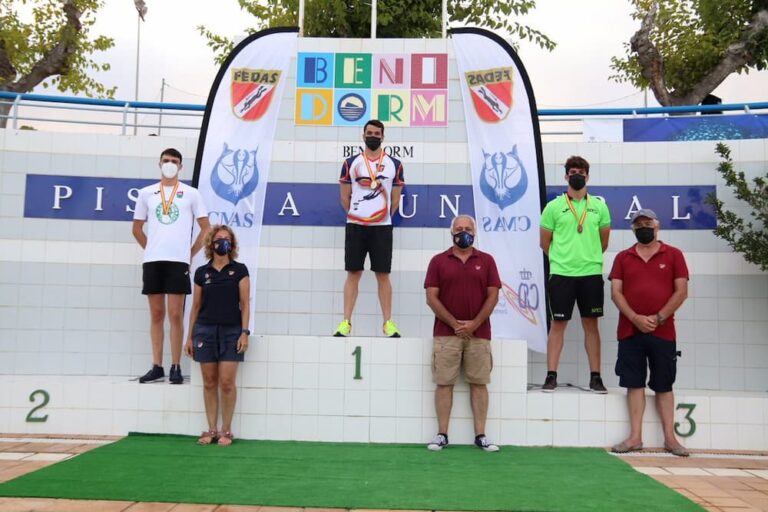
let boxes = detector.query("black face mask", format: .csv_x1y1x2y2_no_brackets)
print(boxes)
453,231,474,249
213,239,232,256
365,136,382,151
568,174,586,191
634,227,655,245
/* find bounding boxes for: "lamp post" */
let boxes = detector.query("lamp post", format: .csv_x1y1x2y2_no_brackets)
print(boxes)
133,13,140,135
133,1,147,136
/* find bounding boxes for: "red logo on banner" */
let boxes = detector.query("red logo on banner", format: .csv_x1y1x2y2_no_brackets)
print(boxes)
465,68,513,123
231,68,281,121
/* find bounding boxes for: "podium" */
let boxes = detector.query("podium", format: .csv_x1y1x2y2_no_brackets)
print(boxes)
2,336,765,450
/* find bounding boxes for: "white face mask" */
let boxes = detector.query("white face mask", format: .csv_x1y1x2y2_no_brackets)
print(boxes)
161,162,179,179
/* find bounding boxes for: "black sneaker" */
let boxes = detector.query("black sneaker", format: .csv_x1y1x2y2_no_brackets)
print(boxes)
542,374,557,392
138,365,164,383
589,375,608,394
169,364,183,384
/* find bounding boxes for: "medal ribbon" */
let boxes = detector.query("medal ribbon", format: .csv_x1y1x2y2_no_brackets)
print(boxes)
564,192,588,233
362,152,384,188
160,182,179,216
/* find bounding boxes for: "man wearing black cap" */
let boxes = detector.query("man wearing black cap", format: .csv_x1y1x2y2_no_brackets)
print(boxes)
608,209,690,456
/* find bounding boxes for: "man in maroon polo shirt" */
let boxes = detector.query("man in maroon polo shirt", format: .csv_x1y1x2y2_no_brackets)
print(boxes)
423,215,502,452
608,209,690,456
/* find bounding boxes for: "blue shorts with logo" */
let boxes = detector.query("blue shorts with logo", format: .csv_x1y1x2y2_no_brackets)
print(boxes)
192,323,244,363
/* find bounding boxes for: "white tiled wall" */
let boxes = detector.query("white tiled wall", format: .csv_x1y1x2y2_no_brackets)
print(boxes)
2,336,765,450
1,128,766,393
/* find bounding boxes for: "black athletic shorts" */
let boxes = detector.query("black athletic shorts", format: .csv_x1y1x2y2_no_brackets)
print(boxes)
344,223,393,273
615,334,677,392
547,274,604,321
192,323,244,363
142,261,191,295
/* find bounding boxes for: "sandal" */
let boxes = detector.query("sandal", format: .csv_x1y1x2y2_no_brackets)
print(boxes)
611,441,643,453
217,431,234,446
664,443,690,457
197,430,218,445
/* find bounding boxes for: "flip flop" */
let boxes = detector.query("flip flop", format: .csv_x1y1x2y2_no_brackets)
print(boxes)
664,444,690,457
611,441,643,453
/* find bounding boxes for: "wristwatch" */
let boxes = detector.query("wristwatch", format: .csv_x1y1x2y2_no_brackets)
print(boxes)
241,328,251,335
655,313,665,326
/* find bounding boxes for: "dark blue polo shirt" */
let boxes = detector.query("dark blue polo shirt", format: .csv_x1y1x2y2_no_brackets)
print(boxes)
193,260,249,325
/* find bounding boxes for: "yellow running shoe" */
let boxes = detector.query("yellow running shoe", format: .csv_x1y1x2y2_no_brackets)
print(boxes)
333,319,351,337
383,319,401,338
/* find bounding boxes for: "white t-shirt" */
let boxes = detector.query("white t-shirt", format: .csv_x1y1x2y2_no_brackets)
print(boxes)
339,152,405,226
133,181,207,263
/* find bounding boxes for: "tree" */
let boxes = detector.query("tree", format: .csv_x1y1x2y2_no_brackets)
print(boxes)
0,0,115,128
705,143,768,272
199,0,555,65
610,0,768,106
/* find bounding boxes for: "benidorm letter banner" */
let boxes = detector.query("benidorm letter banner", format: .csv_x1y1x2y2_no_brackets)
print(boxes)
193,27,298,331
451,28,547,352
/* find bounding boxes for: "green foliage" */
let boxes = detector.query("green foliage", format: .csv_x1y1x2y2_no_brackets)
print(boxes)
200,0,555,65
0,0,115,97
705,143,768,272
610,0,768,96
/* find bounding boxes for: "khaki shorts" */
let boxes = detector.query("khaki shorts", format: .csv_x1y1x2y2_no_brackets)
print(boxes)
432,336,493,385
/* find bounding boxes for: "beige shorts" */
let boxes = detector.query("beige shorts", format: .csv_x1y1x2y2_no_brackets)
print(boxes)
432,336,493,385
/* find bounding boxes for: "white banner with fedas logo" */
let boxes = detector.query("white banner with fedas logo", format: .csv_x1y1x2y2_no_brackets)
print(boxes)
452,29,547,352
193,28,298,332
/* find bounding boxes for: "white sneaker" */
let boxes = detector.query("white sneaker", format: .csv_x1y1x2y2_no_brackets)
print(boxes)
427,433,448,451
475,435,500,452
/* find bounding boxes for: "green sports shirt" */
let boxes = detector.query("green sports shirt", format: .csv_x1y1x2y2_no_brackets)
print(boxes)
540,193,611,276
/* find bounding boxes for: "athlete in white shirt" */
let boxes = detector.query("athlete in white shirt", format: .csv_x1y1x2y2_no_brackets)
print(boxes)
132,148,210,384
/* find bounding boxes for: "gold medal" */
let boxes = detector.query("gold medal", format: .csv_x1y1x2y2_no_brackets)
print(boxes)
564,192,589,234
363,152,384,191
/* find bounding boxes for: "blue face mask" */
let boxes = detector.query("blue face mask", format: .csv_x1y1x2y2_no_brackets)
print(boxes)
213,239,232,256
452,231,474,249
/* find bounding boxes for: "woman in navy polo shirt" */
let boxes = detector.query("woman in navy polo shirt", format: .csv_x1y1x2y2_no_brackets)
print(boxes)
185,224,250,446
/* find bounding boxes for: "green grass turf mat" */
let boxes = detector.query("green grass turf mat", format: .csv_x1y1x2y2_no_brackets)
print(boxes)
0,433,703,511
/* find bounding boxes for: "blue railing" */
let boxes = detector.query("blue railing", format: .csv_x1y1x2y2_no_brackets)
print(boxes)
2,91,767,135
539,102,768,116
4,91,767,116
0,91,205,112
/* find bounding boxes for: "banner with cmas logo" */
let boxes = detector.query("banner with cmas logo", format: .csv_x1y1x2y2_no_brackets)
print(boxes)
451,28,548,353
193,27,298,331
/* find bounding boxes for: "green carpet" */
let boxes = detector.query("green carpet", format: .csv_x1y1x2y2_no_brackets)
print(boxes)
0,433,702,511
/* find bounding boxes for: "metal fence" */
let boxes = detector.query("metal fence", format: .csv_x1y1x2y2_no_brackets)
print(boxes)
2,91,767,139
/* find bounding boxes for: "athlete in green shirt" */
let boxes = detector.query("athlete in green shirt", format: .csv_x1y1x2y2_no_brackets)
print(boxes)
540,156,611,393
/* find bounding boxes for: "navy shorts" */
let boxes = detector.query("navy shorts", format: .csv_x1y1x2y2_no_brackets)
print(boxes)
615,334,677,392
547,274,604,321
192,323,244,363
344,223,393,273
142,261,191,295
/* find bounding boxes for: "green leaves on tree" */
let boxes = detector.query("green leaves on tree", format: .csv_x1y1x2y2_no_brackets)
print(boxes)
609,0,768,106
0,0,115,127
199,0,555,65
705,143,768,272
